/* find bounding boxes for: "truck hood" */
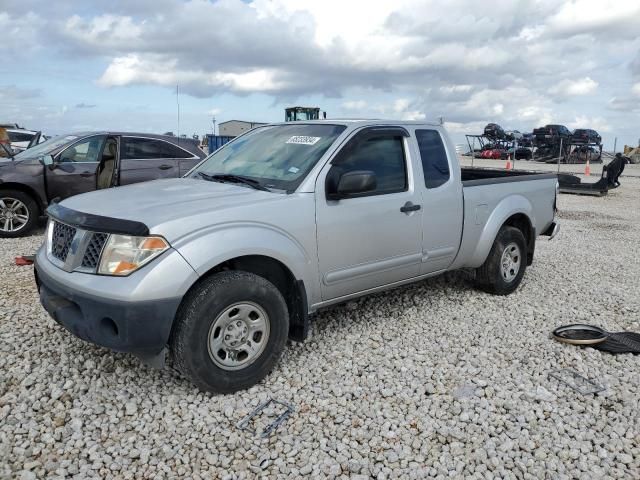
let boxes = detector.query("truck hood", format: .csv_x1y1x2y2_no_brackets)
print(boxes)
60,178,295,239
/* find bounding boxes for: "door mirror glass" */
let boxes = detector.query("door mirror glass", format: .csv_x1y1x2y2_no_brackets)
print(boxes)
42,154,54,166
328,170,377,199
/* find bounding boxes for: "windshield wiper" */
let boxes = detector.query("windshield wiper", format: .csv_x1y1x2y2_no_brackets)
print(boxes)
197,172,269,191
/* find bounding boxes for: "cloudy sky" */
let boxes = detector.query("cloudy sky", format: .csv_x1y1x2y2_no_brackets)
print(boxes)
2,0,639,147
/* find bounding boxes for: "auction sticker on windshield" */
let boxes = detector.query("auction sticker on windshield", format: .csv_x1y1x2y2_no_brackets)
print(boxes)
286,136,321,145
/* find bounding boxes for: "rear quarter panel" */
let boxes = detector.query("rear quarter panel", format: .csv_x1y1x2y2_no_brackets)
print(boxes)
451,176,556,269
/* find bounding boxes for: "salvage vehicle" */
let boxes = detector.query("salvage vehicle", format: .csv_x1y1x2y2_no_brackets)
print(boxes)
7,128,46,153
0,127,12,157
483,123,505,140
519,133,534,148
505,130,523,142
533,124,572,145
505,147,533,160
571,129,601,145
0,132,205,237
35,120,559,393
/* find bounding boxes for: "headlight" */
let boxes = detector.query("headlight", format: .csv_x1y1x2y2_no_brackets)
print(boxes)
98,234,169,276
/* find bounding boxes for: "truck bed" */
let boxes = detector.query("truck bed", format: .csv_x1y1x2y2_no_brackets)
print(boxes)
461,167,557,186
449,167,558,271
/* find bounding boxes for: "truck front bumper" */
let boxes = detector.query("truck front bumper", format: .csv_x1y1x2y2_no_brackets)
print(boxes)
34,246,199,361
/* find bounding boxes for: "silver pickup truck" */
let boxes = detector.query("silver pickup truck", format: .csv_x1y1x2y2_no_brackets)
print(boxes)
35,120,559,393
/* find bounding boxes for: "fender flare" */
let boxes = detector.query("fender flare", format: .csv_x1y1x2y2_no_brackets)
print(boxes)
468,195,535,268
174,221,316,299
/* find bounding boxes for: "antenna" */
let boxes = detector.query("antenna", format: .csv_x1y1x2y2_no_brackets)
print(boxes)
176,84,180,144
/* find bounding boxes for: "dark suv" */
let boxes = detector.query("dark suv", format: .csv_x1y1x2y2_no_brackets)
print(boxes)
0,132,205,237
532,124,572,145
571,129,601,145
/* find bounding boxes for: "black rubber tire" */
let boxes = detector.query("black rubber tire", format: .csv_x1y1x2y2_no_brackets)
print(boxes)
0,189,39,238
475,226,527,295
171,271,289,394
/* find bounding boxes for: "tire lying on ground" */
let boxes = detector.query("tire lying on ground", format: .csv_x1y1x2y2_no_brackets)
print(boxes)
171,271,289,394
475,226,527,295
0,189,39,238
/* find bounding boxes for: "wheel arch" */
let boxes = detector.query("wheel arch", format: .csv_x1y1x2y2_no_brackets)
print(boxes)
0,182,46,214
467,195,535,268
174,254,310,343
502,213,535,265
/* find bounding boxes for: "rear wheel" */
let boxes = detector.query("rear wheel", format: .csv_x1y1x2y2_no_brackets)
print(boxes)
0,190,39,238
475,226,527,295
171,271,289,393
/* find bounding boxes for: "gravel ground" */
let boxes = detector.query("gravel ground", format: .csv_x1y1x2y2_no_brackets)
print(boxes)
1,174,639,479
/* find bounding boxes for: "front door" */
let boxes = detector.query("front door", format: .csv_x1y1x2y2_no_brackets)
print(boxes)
46,135,106,201
119,136,189,185
315,128,423,301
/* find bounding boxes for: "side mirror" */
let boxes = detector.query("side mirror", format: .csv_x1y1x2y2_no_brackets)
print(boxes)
41,155,55,167
327,170,377,200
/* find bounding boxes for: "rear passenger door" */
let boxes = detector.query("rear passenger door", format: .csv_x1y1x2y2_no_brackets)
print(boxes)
413,128,463,274
118,137,194,185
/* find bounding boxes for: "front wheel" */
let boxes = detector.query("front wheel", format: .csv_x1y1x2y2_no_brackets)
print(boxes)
171,271,289,394
475,226,527,295
0,190,39,238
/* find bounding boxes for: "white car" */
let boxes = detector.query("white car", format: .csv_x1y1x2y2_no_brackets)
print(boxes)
7,129,45,153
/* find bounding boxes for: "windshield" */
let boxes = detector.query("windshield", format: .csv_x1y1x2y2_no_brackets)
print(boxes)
191,124,346,191
14,134,79,159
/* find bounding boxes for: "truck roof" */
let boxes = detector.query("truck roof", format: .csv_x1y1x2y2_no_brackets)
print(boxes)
275,119,443,127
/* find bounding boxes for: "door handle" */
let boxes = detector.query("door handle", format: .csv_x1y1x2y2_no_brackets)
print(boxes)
400,202,421,213
158,164,172,170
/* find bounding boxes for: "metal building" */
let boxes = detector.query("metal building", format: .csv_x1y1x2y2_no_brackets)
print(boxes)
218,120,267,137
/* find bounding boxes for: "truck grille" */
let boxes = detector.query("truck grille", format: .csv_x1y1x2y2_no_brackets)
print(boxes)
81,233,109,269
49,221,110,272
51,222,77,262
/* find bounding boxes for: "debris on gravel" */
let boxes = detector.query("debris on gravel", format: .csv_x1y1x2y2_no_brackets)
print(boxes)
1,176,640,478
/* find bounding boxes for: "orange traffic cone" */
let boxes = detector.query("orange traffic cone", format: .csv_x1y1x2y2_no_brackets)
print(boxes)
505,154,512,170
584,158,591,176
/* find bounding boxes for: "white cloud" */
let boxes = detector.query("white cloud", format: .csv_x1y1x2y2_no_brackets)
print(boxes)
98,54,290,93
550,77,599,97
389,98,424,120
567,115,611,132
4,0,640,146
342,100,368,110
0,12,43,56
547,1,640,37
440,85,473,94
64,14,143,49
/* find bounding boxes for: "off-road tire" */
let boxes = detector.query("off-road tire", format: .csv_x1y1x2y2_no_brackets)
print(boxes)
475,226,527,295
0,189,39,238
171,271,289,394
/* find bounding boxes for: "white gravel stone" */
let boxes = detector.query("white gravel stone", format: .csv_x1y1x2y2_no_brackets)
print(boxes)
1,171,640,478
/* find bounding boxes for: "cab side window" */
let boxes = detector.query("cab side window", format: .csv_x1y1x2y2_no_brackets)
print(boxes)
331,134,407,196
59,136,106,163
416,129,450,188
122,137,192,160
